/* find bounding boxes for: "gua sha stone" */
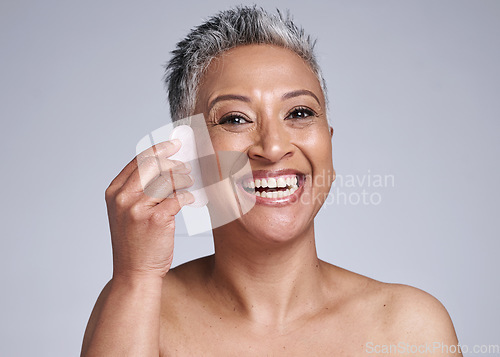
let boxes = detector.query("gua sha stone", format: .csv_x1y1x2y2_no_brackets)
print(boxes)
169,125,209,208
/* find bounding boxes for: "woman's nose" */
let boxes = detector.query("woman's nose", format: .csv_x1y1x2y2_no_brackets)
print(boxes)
247,118,294,164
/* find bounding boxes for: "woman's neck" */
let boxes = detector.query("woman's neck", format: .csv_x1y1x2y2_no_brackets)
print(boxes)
207,222,328,328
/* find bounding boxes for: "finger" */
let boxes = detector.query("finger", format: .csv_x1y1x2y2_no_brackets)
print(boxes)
136,139,181,164
136,157,191,192
108,139,183,193
106,156,141,195
112,172,194,210
141,173,194,203
121,158,190,195
153,190,195,216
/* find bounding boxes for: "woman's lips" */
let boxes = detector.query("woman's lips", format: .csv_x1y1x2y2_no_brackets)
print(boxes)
236,170,306,205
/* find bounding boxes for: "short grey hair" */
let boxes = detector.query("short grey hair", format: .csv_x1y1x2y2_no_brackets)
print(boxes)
164,5,327,122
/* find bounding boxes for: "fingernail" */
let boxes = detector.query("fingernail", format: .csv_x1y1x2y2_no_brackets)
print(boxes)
184,162,191,172
178,192,194,204
169,138,181,147
176,192,185,202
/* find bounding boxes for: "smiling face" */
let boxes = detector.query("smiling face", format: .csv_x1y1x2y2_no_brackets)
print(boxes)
195,44,335,243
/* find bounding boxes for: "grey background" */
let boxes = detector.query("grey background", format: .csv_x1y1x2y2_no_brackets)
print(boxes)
1,0,498,356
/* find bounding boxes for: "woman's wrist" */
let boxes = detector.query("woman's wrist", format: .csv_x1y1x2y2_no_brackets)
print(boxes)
110,272,164,294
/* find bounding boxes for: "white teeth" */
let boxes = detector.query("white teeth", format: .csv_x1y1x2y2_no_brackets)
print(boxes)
251,186,299,199
245,175,299,189
244,175,301,199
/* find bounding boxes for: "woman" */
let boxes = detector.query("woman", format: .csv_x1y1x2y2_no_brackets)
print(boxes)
82,6,461,356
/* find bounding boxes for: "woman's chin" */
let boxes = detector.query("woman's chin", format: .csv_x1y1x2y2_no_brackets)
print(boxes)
236,212,313,246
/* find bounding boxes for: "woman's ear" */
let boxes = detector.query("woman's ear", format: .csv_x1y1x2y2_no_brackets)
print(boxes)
329,126,334,138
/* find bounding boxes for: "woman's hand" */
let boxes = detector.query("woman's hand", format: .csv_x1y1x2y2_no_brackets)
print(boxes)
105,139,194,280
81,139,193,357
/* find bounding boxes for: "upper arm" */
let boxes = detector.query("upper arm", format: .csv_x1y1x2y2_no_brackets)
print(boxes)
80,280,112,357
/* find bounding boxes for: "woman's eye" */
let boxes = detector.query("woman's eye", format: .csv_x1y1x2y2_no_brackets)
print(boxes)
219,115,250,125
286,107,316,120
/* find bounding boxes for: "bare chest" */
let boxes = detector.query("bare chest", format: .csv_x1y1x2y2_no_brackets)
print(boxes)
159,309,378,356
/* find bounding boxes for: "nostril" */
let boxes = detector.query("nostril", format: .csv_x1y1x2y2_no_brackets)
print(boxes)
249,145,294,163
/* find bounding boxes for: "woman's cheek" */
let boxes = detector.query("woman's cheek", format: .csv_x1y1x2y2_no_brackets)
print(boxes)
305,130,334,189
207,127,249,151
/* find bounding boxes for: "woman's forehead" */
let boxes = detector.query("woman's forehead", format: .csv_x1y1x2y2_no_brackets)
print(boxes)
197,44,324,107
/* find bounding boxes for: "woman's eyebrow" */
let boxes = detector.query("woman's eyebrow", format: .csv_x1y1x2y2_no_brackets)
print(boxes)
207,90,320,112
281,89,321,105
208,94,251,112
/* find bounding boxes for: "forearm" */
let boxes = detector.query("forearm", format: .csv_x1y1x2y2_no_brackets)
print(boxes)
82,275,163,357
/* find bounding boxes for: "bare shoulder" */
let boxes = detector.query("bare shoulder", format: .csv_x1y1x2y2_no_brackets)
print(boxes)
382,283,452,324
159,256,215,355
379,283,459,343
163,255,213,291
160,255,214,314
321,262,460,354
